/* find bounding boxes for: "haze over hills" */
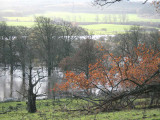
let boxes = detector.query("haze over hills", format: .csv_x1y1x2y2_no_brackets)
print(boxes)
0,0,157,17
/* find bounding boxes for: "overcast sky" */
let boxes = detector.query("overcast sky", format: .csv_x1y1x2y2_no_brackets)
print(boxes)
0,0,153,3
0,0,153,11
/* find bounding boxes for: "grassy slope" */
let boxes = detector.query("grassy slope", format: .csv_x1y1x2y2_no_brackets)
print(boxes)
0,99,160,120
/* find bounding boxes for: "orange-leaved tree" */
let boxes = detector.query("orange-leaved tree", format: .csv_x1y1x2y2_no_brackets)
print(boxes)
55,44,160,90
53,44,160,111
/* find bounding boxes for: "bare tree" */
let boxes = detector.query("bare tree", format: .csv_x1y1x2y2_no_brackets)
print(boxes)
4,26,19,97
34,17,88,98
93,0,148,6
93,0,122,6
103,15,108,23
25,39,46,113
0,22,7,67
34,16,59,98
95,14,99,23
15,26,31,99
60,39,100,79
58,20,88,59
111,26,143,57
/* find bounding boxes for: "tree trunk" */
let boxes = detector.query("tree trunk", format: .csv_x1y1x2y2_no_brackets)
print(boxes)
21,64,26,100
47,56,52,99
9,38,14,98
27,66,37,113
10,65,13,98
2,38,6,67
27,87,36,113
149,92,155,107
47,76,51,99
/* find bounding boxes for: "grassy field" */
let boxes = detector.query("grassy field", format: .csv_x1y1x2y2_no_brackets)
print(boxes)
5,22,159,35
80,24,132,35
0,99,160,120
4,12,160,23
4,21,131,34
4,17,34,22
3,12,160,35
6,22,34,27
80,24,160,35
4,21,132,34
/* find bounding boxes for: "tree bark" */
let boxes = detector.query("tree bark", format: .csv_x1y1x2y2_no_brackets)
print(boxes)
27,87,36,113
10,65,13,98
21,64,26,100
27,66,37,113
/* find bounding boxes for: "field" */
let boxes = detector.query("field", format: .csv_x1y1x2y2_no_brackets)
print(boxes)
7,22,34,27
4,12,160,23
80,24,160,35
0,99,160,120
80,24,132,34
2,12,160,35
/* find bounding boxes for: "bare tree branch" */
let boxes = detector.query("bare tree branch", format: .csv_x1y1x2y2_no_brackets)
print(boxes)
93,0,148,6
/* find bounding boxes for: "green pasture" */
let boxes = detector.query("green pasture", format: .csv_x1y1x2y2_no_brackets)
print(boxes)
34,12,160,23
5,12,160,35
5,22,159,35
6,22,34,27
4,12,160,23
0,99,160,120
80,24,132,35
4,17,34,22
4,12,160,35
80,24,160,35
4,22,132,35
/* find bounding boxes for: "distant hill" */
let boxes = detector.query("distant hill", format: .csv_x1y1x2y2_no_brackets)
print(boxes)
0,0,157,17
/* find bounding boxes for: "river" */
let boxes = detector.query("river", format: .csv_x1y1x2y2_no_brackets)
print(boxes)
0,67,62,101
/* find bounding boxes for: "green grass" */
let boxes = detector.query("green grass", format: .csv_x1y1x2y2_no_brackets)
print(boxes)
80,24,160,35
0,99,160,120
34,12,160,23
4,12,160,35
4,17,34,22
80,24,132,35
4,12,160,23
79,109,160,120
6,22,34,27
5,22,159,35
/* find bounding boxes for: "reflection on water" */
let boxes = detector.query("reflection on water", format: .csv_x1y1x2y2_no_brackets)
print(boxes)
0,68,62,101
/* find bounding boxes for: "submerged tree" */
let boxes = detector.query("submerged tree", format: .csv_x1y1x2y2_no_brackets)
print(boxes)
15,26,32,99
3,25,19,97
0,22,7,67
34,16,88,98
59,39,100,79
34,16,60,98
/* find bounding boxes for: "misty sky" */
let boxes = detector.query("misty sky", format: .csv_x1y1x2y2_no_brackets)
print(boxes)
0,0,153,4
0,0,154,14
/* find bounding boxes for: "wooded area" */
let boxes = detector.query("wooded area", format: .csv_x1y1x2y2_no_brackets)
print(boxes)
0,0,160,117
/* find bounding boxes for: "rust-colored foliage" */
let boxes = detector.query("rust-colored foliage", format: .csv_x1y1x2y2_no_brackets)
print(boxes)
53,44,160,92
